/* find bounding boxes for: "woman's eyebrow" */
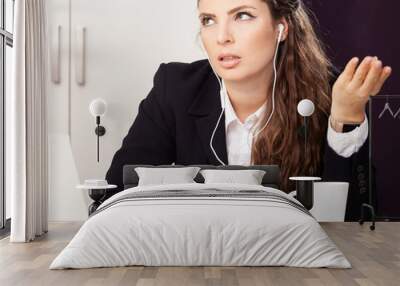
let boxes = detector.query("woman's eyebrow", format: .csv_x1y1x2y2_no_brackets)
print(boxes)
198,5,256,18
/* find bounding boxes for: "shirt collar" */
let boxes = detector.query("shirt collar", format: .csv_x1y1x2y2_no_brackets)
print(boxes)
222,79,267,129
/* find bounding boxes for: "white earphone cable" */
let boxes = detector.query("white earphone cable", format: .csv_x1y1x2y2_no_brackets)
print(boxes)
200,42,227,165
251,25,283,138
204,24,283,165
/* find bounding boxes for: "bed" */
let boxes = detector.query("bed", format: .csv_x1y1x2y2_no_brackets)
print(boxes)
49,164,351,269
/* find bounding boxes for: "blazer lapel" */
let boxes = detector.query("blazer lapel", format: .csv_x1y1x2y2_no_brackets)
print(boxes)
187,72,228,165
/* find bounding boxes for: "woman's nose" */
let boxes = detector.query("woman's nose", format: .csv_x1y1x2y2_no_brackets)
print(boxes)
217,22,234,45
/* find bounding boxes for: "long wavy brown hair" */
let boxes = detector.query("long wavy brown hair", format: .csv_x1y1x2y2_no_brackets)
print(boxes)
197,0,335,192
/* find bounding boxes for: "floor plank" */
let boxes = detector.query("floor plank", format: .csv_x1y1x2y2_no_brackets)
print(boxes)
0,222,399,286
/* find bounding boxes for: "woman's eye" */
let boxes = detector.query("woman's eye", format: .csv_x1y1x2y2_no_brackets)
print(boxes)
236,12,254,20
200,12,254,27
201,17,214,27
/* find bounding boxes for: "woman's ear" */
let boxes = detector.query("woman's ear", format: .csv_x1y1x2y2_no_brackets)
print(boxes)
277,18,289,41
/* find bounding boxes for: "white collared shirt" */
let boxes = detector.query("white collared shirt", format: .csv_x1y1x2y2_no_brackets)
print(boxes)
221,80,369,165
224,89,267,166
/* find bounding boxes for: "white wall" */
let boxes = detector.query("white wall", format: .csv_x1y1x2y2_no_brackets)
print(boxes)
46,0,205,221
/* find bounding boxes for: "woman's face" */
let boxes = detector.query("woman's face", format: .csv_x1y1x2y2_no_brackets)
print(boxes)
198,0,284,83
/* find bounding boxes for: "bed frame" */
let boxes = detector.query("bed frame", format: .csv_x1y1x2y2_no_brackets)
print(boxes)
123,164,281,190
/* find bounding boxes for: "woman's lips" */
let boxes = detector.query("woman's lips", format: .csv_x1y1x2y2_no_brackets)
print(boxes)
218,56,241,69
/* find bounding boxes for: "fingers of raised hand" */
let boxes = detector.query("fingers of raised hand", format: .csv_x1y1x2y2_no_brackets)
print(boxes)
343,56,392,97
341,57,359,82
351,56,374,87
360,58,384,96
370,66,392,96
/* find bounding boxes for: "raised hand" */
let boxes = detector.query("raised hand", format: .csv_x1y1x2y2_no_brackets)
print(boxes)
331,56,392,123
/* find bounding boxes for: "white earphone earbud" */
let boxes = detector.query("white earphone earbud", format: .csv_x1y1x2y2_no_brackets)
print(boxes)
277,23,284,42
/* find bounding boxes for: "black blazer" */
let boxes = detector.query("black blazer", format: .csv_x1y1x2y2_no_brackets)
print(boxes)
105,59,369,221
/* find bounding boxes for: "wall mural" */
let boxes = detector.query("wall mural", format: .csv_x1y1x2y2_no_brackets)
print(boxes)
308,0,399,218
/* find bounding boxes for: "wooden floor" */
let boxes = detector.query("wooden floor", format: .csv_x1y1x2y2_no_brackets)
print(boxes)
0,222,399,286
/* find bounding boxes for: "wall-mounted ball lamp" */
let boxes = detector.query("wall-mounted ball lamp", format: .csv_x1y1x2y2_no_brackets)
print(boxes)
89,98,107,162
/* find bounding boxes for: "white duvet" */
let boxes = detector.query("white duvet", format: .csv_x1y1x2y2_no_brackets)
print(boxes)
49,183,351,269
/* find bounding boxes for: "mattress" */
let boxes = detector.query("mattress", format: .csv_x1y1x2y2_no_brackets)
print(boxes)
49,183,351,269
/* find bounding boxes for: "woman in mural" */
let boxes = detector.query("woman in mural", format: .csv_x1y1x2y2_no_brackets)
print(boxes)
104,0,392,218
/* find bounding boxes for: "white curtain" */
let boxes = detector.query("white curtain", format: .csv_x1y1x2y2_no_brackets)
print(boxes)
10,0,49,242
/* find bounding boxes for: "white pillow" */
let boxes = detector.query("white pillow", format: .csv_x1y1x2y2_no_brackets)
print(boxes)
135,167,201,186
200,169,266,185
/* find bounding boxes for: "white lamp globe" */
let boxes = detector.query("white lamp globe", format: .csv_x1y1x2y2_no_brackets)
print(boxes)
297,99,315,117
89,98,107,117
